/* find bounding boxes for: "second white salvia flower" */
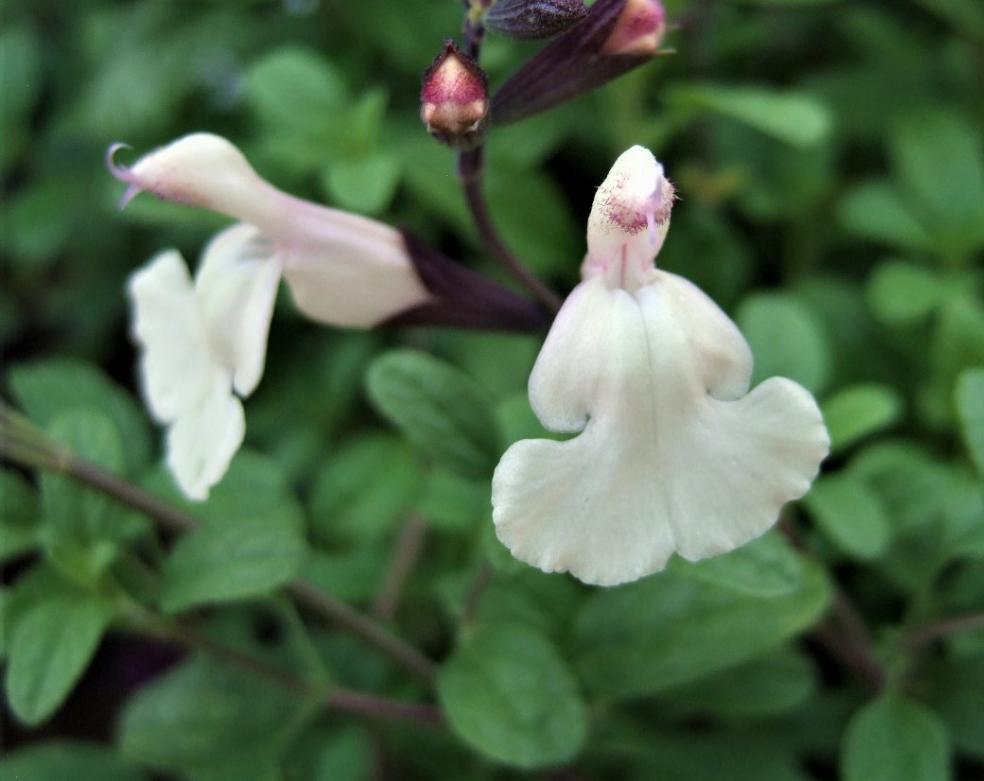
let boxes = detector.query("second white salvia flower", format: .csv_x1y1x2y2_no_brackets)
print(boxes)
491,146,830,586
114,133,431,499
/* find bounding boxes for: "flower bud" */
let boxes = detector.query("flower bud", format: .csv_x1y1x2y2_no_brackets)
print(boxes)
485,0,588,39
420,41,489,149
601,0,666,55
491,0,669,125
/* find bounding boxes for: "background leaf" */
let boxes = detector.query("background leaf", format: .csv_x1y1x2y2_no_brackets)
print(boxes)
842,696,950,781
574,561,831,699
366,350,503,478
438,623,587,768
158,451,308,612
5,590,113,725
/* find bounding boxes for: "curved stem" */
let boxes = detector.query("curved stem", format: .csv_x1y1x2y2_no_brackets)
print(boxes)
905,611,984,649
458,147,562,314
287,580,436,683
815,588,886,691
453,13,562,316
151,618,443,726
373,515,428,620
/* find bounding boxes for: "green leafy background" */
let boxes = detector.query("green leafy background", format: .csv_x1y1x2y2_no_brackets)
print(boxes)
2,0,982,779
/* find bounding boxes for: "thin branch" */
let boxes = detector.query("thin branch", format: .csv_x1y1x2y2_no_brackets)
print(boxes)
904,612,984,649
458,146,563,315
778,512,885,690
153,619,444,726
287,580,436,683
460,561,493,626
813,587,885,690
0,419,438,685
373,516,428,620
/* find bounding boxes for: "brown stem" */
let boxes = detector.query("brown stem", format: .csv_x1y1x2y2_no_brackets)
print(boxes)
814,588,886,691
156,620,443,726
904,612,984,649
458,146,563,315
328,688,444,726
460,561,493,626
287,580,436,684
373,516,428,620
0,427,438,685
778,512,885,690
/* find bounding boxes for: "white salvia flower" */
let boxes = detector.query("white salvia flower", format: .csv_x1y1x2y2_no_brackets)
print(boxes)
114,134,431,499
491,145,830,587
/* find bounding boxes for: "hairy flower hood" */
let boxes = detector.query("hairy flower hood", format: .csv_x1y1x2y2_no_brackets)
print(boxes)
491,145,830,586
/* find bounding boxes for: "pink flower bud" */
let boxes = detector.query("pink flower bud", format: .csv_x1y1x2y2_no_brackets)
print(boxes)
420,41,489,149
601,0,666,56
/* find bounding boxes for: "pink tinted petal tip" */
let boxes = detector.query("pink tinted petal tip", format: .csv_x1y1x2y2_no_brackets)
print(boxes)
105,142,143,209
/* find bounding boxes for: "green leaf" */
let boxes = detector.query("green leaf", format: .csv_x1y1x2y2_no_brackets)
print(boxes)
119,656,307,776
0,741,146,781
850,441,952,535
0,469,40,560
416,468,491,533
842,696,950,781
313,727,375,781
38,411,145,585
661,646,818,720
308,434,420,544
366,350,503,479
0,589,10,659
5,590,113,725
956,367,984,475
804,474,892,559
673,83,833,147
0,24,42,127
822,383,904,453
837,181,932,252
9,358,152,474
323,152,402,215
574,560,831,699
625,727,811,781
932,297,984,396
158,451,308,612
890,111,984,257
301,546,387,603
471,572,581,640
246,46,347,133
438,624,587,768
866,261,946,325
928,655,984,760
670,532,805,598
738,293,832,393
0,176,82,268
485,163,581,277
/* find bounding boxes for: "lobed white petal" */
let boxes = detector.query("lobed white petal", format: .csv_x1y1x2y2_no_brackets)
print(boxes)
195,224,283,396
128,246,260,500
492,270,828,586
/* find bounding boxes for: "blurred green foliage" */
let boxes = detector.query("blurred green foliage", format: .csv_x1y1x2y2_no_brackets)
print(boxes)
1,0,983,779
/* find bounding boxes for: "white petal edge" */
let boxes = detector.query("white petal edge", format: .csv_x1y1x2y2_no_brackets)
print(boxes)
128,247,251,500
165,369,245,501
195,223,283,396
